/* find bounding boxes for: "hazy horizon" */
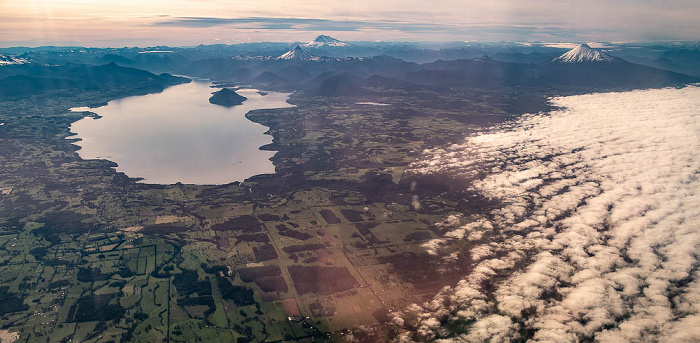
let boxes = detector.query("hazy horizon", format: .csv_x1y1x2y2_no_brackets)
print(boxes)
2,0,699,48
3,39,700,50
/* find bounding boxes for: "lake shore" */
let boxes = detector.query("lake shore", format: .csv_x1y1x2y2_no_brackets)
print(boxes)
68,80,294,184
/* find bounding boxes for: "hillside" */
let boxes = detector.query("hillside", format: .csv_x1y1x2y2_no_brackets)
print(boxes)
0,62,189,99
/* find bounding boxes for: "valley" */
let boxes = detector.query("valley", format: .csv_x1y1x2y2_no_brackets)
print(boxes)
0,71,512,342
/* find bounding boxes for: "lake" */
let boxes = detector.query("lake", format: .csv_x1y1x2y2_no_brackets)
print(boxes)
69,80,294,184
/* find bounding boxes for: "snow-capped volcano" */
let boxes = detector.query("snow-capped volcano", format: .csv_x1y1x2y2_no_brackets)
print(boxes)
552,43,616,63
276,45,318,61
303,35,349,48
0,54,31,66
472,55,494,63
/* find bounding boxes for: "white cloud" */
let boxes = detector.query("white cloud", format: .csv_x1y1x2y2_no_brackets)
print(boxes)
398,85,700,341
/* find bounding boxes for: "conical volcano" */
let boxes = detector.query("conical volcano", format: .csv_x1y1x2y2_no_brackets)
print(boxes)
552,44,616,63
276,46,317,61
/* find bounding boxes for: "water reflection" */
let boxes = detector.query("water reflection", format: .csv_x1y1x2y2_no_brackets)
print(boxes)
70,80,294,184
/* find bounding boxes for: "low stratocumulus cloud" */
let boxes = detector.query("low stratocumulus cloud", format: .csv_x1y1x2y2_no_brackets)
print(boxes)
395,85,700,342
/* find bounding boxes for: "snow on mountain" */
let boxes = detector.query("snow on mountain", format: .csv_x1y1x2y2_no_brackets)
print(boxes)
0,54,31,66
552,43,616,63
303,35,349,48
276,46,318,61
472,55,494,63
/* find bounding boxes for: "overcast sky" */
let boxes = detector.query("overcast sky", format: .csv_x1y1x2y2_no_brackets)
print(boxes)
1,0,699,47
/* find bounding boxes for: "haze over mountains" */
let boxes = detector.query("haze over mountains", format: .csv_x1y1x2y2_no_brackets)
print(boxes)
185,43,696,97
1,39,696,104
3,36,699,73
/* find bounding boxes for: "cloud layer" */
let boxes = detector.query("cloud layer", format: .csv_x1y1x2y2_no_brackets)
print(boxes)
2,0,699,46
398,85,700,342
153,16,574,37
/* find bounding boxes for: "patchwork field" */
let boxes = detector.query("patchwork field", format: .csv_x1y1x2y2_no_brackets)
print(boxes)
0,79,520,342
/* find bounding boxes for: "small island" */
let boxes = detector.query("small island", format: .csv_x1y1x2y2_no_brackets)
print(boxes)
209,88,247,107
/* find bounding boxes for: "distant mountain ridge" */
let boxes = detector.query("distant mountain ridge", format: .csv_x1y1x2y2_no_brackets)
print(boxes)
0,62,189,99
0,54,31,66
185,46,698,96
303,35,349,48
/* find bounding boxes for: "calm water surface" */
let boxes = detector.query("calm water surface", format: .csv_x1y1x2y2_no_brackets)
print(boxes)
69,81,294,184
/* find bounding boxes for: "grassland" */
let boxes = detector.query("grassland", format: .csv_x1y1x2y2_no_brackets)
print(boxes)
0,81,523,342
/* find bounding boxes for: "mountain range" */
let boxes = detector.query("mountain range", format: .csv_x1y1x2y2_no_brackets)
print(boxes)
0,54,31,66
6,39,700,76
1,42,696,103
185,44,697,96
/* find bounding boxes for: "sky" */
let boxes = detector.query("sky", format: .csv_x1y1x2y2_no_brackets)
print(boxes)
0,0,699,47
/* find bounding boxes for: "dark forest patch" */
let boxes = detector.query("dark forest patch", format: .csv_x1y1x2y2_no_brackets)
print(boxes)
256,214,281,221
238,265,288,293
287,265,358,295
254,276,288,293
173,270,211,296
40,211,92,233
29,246,49,260
200,264,228,276
217,277,255,306
68,294,124,323
235,233,270,244
76,267,131,282
253,244,278,262
48,279,71,290
173,270,215,313
340,209,364,222
0,286,29,315
277,228,312,241
378,252,471,291
211,215,262,233
32,211,93,246
282,243,327,254
319,209,341,224
141,223,191,235
355,222,378,236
